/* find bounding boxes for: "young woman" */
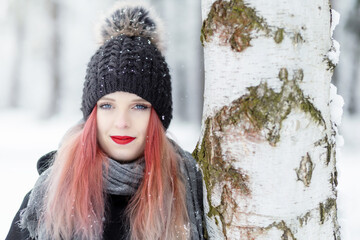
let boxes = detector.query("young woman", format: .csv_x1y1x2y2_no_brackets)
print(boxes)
6,2,205,240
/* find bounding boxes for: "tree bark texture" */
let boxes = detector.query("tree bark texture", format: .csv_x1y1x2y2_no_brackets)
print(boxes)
193,0,341,239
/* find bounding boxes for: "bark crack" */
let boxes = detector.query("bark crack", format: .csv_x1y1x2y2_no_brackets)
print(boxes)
295,153,315,187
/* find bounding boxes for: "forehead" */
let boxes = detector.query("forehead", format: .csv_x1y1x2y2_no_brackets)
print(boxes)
98,91,149,103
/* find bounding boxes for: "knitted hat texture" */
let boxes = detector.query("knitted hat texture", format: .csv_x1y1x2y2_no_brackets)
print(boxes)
81,2,172,129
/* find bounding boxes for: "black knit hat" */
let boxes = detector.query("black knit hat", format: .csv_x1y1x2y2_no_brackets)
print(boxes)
81,2,172,129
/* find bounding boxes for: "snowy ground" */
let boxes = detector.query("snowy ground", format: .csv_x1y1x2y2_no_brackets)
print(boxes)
0,109,359,239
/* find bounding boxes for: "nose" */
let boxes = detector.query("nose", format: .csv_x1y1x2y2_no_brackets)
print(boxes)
114,110,130,129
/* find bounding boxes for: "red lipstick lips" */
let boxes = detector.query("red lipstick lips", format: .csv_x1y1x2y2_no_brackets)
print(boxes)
111,136,135,145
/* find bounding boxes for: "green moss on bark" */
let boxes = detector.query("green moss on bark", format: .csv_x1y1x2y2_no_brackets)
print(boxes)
215,68,325,146
192,117,250,237
201,0,302,51
192,118,250,199
319,198,337,224
200,0,267,52
274,28,284,43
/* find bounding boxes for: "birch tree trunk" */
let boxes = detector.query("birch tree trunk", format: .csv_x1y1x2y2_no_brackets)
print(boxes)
193,0,341,239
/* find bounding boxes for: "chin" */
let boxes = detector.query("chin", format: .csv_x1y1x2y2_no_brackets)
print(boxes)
109,151,142,162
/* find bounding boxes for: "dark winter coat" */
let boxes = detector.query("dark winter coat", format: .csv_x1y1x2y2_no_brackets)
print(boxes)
6,150,205,240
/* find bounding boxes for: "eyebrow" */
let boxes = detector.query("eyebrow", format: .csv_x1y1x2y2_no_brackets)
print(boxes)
98,97,115,102
131,98,151,105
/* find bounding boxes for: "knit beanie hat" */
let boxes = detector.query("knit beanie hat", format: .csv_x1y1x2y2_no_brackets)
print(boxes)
81,1,172,129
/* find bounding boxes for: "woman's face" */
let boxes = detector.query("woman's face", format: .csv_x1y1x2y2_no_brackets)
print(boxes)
96,91,151,162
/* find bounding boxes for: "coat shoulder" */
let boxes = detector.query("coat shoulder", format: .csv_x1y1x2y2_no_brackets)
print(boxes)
5,191,32,240
37,150,56,175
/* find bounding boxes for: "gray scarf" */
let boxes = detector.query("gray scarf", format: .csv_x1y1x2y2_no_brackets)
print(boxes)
104,157,145,195
20,146,204,240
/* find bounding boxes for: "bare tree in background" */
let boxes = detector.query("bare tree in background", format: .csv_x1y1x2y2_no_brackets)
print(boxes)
151,0,204,123
345,0,360,114
194,0,341,239
45,0,61,117
8,0,26,108
7,0,61,117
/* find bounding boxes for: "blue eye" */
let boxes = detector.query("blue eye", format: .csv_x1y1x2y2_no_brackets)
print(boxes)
134,104,149,110
99,103,112,109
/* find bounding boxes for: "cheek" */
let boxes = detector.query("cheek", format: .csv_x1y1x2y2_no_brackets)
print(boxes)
96,115,111,143
138,114,150,135
131,111,150,131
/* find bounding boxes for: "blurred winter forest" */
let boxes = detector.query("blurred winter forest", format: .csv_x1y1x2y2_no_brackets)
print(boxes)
0,0,204,122
0,0,359,239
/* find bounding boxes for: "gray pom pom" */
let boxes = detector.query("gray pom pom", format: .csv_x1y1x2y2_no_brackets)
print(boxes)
97,1,164,52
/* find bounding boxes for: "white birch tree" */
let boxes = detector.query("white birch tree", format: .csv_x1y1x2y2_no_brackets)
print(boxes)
193,0,342,239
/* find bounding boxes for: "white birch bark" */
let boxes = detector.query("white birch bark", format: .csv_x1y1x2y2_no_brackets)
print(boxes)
193,0,341,239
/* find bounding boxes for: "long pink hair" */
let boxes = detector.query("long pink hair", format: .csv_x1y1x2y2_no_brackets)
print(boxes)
39,107,189,240
127,108,189,240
